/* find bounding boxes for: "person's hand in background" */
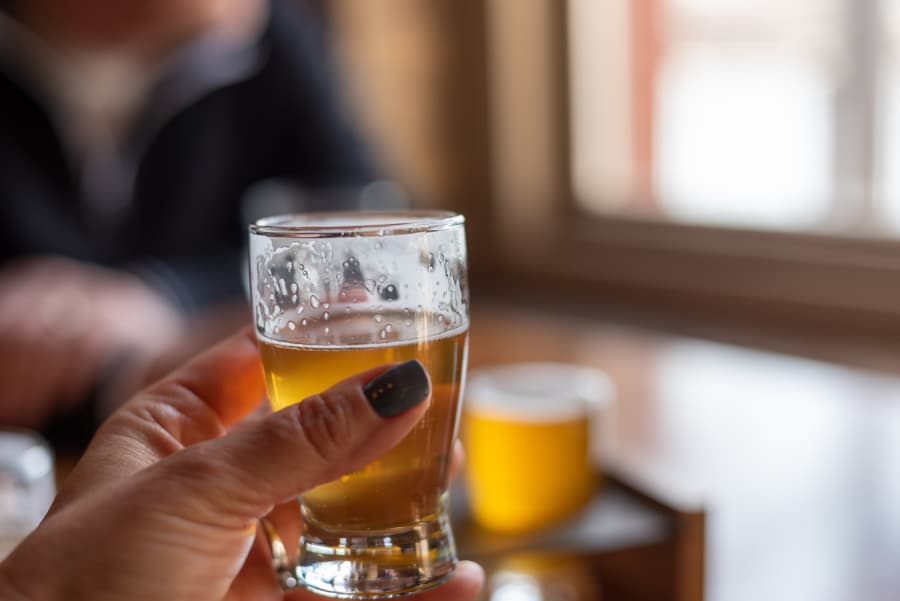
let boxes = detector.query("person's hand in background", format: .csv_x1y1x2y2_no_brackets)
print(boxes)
0,256,183,428
0,329,483,600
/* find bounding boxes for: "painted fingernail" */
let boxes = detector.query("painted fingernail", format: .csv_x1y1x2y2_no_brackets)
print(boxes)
364,360,431,418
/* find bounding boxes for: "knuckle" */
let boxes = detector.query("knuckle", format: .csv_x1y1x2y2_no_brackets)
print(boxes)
161,445,262,524
293,392,355,465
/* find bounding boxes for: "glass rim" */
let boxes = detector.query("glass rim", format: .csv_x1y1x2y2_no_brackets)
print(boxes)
249,210,464,238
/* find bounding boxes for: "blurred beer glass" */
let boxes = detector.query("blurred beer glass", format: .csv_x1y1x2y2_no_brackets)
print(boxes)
464,364,612,534
249,211,468,598
0,431,55,559
486,553,599,601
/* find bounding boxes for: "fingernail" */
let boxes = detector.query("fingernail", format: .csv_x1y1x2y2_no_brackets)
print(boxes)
364,360,431,418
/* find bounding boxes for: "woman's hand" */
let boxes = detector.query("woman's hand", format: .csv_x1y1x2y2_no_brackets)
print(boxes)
0,329,483,600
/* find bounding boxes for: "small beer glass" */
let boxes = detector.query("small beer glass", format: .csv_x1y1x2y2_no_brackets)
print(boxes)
249,211,468,598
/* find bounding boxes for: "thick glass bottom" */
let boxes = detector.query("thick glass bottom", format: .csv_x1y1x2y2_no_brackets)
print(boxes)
281,513,457,599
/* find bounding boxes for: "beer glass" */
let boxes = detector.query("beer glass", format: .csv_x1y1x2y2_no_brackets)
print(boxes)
249,211,469,598
0,430,55,559
464,364,612,533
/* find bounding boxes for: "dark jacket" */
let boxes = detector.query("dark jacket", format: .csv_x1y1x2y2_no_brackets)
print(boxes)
0,0,375,311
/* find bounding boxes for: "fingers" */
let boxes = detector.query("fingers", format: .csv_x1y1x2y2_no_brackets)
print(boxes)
54,329,266,508
153,360,431,523
449,439,464,483
263,501,302,563
141,327,265,430
281,561,485,601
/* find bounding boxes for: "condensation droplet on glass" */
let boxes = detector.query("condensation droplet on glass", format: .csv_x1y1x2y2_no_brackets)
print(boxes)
301,318,308,327
404,319,412,327
374,313,384,323
278,278,287,295
364,279,376,293
290,282,298,293
323,302,330,309
287,320,297,331
291,294,297,303
296,305,305,314
374,241,383,250
324,326,330,335
427,253,435,272
287,261,294,273
323,311,330,321
377,275,387,283
256,314,264,328
309,295,321,308
382,284,398,301
302,270,309,278
345,306,352,314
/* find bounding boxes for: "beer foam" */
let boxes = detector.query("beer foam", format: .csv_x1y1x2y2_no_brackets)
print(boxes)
465,363,614,423
257,318,468,351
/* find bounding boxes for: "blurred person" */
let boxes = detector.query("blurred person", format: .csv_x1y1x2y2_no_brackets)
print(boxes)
0,329,484,600
0,0,379,436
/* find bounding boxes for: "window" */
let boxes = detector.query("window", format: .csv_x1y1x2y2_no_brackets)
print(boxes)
568,0,893,235
484,0,900,334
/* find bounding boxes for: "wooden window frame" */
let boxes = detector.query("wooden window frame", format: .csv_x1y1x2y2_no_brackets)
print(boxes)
475,0,900,339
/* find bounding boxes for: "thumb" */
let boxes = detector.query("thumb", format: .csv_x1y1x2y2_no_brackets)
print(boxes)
149,360,432,525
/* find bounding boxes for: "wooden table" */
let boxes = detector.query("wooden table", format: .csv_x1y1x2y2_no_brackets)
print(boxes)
466,304,900,601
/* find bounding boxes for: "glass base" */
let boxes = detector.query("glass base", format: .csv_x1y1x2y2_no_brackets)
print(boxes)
281,513,457,599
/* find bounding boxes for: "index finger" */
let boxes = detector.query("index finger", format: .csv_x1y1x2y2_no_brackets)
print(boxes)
54,328,266,508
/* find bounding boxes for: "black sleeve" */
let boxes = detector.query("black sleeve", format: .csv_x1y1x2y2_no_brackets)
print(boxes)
239,0,380,189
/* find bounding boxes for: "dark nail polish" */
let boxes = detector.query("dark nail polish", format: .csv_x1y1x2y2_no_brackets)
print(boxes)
364,360,431,417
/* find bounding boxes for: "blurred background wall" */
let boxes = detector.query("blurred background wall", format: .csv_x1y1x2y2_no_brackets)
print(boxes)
324,0,900,351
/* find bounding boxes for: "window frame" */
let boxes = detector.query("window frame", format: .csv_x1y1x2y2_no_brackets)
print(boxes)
476,0,900,337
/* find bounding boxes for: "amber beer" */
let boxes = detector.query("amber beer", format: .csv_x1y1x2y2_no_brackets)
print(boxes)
464,404,593,533
259,314,468,530
464,364,608,533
